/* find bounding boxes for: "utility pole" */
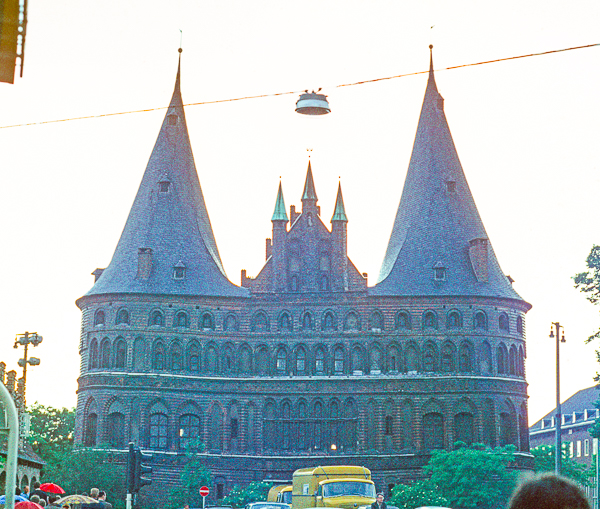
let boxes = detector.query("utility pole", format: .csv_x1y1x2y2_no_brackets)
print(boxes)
549,322,565,475
13,331,42,406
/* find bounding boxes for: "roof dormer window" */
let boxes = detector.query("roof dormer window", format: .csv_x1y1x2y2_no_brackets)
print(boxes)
167,114,178,126
433,261,446,281
446,181,456,193
173,261,186,280
159,179,171,193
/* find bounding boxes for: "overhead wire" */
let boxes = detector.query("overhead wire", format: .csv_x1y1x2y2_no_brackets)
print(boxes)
0,42,598,130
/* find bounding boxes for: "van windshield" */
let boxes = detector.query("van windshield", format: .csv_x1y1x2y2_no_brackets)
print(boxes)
322,482,376,498
281,492,292,504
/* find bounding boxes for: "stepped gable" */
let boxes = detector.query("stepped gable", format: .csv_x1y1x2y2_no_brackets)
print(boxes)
85,58,248,298
373,48,527,302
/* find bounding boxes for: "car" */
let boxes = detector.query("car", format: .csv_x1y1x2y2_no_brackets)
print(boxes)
245,502,291,509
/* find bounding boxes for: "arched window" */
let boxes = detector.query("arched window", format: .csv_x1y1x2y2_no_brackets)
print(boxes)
334,347,344,374
441,344,455,372
497,345,507,374
100,340,110,368
314,402,323,450
206,345,218,374
323,312,335,332
282,401,291,450
279,313,292,332
351,347,364,373
422,412,444,450
454,412,474,445
302,313,313,330
252,313,269,332
276,349,287,374
344,312,359,331
94,310,105,326
423,311,437,329
370,311,384,332
224,314,238,331
171,343,183,371
459,343,473,372
179,414,201,451
89,340,98,369
517,316,524,334
499,313,510,332
149,413,168,449
509,346,517,375
315,348,325,374
475,311,487,329
85,413,97,446
423,344,436,372
290,275,300,292
264,402,276,450
370,347,383,373
481,341,493,374
240,346,252,374
296,348,306,374
223,347,234,374
319,275,330,291
201,313,215,331
446,311,461,328
153,342,166,370
175,312,189,328
396,311,411,330
256,347,269,375
116,309,129,325
405,345,419,372
150,310,163,326
115,339,127,369
187,343,200,373
107,412,125,448
298,401,307,451
518,346,525,376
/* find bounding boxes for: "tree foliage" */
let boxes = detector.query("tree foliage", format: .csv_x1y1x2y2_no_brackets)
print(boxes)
390,481,449,509
220,481,272,508
166,440,212,509
531,444,590,486
28,403,75,465
574,245,600,343
423,442,518,509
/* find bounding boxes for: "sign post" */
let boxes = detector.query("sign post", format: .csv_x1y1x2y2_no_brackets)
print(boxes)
199,486,209,509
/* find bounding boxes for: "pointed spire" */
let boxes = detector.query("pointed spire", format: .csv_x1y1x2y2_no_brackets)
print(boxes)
373,47,526,302
271,181,289,222
331,182,348,222
85,53,247,298
301,160,318,202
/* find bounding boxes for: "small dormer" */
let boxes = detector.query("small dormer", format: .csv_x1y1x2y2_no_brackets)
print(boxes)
173,260,186,280
158,175,171,193
433,261,446,281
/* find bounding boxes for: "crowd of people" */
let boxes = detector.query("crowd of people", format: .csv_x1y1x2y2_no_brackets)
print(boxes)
13,483,113,509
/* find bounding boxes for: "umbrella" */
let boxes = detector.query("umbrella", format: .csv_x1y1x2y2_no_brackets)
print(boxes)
40,484,65,495
55,495,96,506
0,495,28,504
15,502,43,509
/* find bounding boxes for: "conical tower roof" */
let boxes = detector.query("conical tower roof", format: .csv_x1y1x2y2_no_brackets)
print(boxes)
331,182,348,222
271,181,289,222
301,160,318,202
85,58,247,298
373,48,525,302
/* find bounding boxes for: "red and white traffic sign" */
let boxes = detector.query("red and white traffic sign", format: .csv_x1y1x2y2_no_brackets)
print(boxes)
199,486,210,497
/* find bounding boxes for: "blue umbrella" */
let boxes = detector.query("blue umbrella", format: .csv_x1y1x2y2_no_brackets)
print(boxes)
0,494,28,504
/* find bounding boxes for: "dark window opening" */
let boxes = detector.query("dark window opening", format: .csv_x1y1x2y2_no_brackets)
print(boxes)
167,114,178,126
446,181,456,193
385,415,393,436
159,181,171,193
230,418,239,438
173,266,185,279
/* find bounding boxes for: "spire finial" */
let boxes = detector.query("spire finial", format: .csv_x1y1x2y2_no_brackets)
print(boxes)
429,44,434,73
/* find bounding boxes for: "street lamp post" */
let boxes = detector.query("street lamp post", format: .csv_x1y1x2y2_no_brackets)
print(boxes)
549,322,565,475
13,331,43,406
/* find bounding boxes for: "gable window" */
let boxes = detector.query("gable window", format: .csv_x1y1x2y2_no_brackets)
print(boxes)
173,261,186,280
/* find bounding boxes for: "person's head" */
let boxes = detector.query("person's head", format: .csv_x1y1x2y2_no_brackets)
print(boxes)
30,495,40,504
23,486,30,494
34,482,41,490
49,496,57,504
508,473,591,509
184,505,190,509
40,499,46,507
98,491,106,501
376,493,384,503
15,487,21,495
90,488,99,499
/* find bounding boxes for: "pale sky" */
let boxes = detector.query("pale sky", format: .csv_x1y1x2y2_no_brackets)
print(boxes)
1,1,599,424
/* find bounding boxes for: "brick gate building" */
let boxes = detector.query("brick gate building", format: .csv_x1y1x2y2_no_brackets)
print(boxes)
74,50,532,506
